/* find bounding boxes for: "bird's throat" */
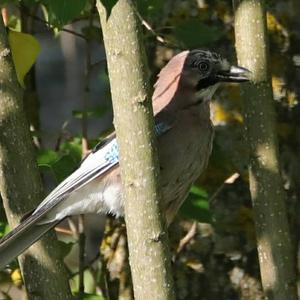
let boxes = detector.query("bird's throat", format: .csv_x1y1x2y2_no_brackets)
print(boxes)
195,83,220,102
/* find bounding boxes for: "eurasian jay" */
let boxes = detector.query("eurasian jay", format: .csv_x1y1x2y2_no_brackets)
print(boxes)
0,49,250,268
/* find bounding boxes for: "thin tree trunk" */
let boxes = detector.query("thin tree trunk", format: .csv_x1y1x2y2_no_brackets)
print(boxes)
233,1,298,299
97,1,175,299
0,16,72,300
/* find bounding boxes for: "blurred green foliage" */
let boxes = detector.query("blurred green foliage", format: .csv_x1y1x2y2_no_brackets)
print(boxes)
174,19,224,48
42,0,88,27
180,185,212,223
0,0,299,299
37,138,82,183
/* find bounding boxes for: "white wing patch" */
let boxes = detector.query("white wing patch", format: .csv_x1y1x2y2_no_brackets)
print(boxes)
33,138,119,215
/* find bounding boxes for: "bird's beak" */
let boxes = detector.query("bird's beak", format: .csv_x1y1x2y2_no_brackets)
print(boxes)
216,66,251,83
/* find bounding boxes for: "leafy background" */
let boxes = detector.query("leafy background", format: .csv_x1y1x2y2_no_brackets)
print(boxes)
0,0,299,299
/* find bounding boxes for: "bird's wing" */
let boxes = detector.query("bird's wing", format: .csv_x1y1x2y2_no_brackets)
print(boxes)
33,134,119,216
33,117,173,217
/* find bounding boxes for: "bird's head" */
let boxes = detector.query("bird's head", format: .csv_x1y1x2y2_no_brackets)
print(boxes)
153,49,251,113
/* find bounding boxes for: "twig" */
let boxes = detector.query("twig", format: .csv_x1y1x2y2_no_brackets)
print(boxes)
87,58,107,81
133,6,181,50
70,252,100,278
78,215,86,297
68,218,79,239
209,172,240,205
20,4,87,40
1,8,9,26
77,2,96,295
134,9,165,43
176,221,197,256
81,0,96,157
54,225,74,236
54,120,70,151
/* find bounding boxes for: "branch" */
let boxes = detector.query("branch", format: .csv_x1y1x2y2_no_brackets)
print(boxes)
233,1,298,299
97,0,175,299
0,16,72,300
20,5,87,40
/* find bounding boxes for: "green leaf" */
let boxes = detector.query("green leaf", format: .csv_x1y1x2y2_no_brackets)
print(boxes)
52,154,78,182
42,0,88,27
81,293,105,300
57,240,74,258
190,185,208,198
99,0,118,19
180,186,212,223
0,0,18,5
37,149,60,167
174,19,224,48
59,138,82,163
37,139,82,183
22,0,40,6
0,222,10,238
8,30,41,87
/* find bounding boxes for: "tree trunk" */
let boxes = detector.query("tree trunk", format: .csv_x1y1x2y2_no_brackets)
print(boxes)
233,1,298,299
0,16,72,300
97,1,175,299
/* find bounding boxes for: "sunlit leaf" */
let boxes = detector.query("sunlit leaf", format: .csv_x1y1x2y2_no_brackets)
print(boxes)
6,15,21,31
8,30,40,87
11,268,22,287
190,185,208,198
37,149,60,167
71,272,99,295
82,294,106,300
59,138,82,163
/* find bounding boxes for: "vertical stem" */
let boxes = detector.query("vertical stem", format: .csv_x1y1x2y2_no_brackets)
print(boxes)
81,18,92,157
97,0,175,299
233,1,298,299
78,215,86,296
0,15,72,300
81,44,90,157
78,2,97,294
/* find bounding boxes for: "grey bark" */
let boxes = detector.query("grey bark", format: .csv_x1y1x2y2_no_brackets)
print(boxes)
0,16,73,300
233,1,298,299
97,1,175,299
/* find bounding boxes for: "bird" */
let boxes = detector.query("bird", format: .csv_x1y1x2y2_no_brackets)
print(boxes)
0,49,250,269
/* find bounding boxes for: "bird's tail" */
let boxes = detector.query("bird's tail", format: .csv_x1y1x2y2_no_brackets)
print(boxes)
0,214,59,269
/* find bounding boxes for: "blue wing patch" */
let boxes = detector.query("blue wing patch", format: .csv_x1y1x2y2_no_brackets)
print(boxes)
155,122,172,136
104,139,119,164
95,121,171,164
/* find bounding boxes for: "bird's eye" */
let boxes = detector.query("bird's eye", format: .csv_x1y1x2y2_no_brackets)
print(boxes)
198,62,209,71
